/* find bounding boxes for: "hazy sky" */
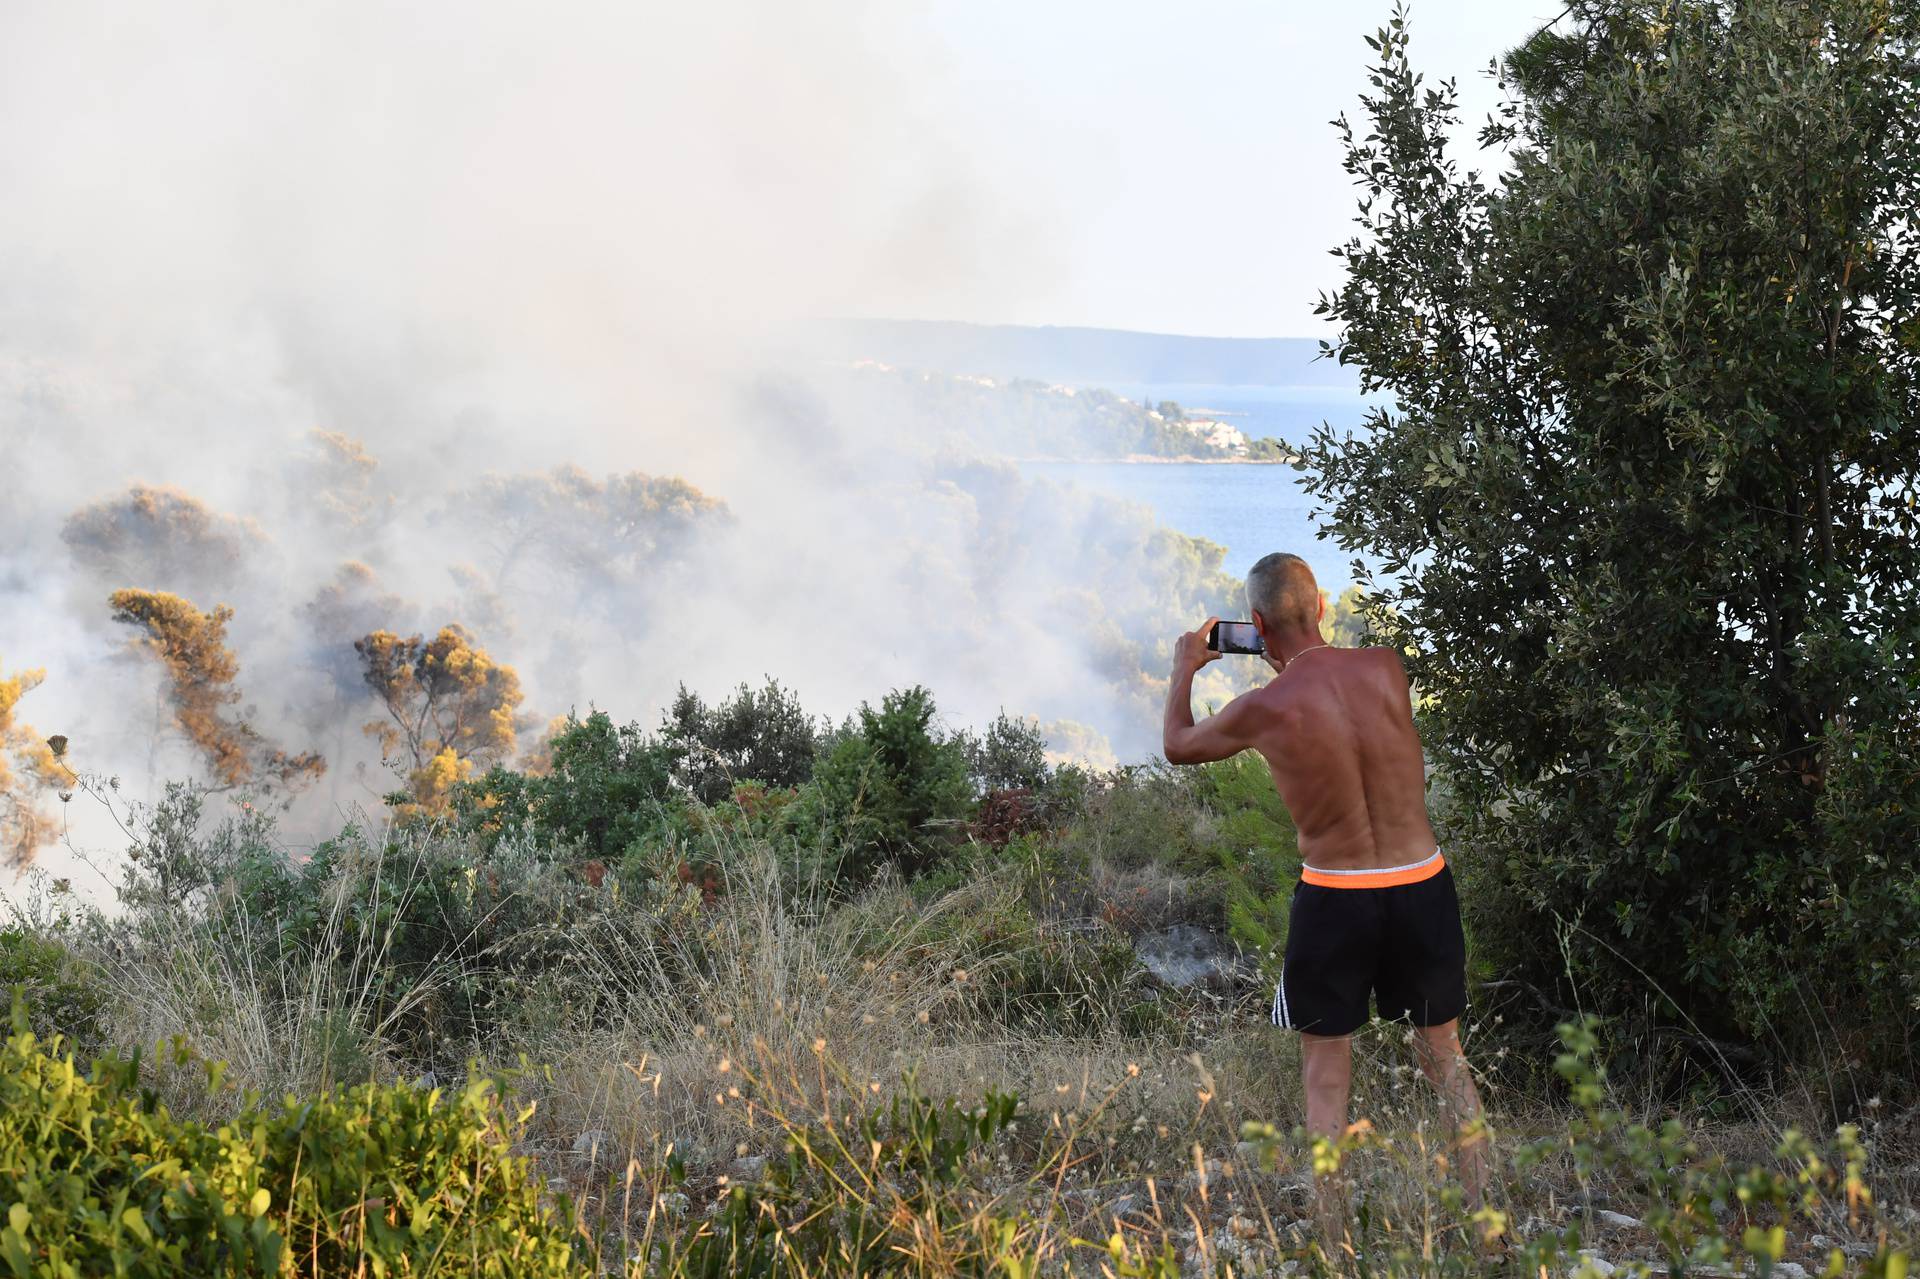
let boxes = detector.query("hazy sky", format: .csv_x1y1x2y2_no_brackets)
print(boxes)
3,1,1561,348
897,0,1565,335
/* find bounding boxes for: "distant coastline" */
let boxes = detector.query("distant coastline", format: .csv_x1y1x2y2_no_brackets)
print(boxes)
810,318,1353,390
1009,453,1299,466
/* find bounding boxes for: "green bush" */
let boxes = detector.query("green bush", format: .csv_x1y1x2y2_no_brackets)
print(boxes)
1194,753,1302,967
270,820,699,1070
793,686,971,886
662,679,818,806
0,1009,584,1278
0,928,107,1060
894,845,1149,1037
456,709,675,863
954,711,1051,795
1302,0,1920,1080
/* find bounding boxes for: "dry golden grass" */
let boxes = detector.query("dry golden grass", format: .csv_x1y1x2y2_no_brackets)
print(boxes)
60,827,1919,1277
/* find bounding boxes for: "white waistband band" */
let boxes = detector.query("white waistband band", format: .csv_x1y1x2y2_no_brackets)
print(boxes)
1299,847,1441,878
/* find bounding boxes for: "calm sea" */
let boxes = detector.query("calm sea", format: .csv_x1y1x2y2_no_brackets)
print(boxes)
1022,382,1387,594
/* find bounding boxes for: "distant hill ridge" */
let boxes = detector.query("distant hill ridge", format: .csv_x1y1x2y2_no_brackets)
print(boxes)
812,319,1352,390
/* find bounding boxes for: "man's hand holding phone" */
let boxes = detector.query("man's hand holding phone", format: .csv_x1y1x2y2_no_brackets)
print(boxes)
1175,617,1224,673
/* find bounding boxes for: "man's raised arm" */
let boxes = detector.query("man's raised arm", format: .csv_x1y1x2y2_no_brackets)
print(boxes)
1163,616,1257,765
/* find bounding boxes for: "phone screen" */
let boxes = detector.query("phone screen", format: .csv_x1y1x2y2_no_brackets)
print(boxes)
1208,621,1264,654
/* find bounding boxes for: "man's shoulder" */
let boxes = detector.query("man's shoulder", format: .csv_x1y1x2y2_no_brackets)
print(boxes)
1335,645,1409,686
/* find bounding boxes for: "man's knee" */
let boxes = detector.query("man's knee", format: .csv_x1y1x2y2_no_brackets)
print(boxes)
1414,1021,1464,1069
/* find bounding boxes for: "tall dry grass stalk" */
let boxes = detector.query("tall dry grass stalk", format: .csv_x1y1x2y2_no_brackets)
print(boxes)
85,817,456,1109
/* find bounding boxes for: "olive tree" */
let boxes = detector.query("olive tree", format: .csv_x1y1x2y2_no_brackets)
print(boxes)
1303,1,1920,1071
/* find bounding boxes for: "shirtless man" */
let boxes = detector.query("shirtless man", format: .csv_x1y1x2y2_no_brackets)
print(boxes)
1161,552,1487,1233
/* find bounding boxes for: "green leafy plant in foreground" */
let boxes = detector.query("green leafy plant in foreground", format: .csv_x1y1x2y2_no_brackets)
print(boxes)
663,1085,1021,1279
1509,1019,1907,1279
0,1004,585,1278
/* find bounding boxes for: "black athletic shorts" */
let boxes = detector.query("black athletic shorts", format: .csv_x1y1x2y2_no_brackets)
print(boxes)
1270,852,1467,1037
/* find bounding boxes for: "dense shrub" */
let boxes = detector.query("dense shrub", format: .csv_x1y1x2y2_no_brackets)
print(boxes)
954,710,1051,794
662,679,818,805
0,928,107,1059
794,686,971,886
0,1011,584,1277
1194,752,1302,967
114,785,675,1074
1305,0,1920,1080
456,709,675,863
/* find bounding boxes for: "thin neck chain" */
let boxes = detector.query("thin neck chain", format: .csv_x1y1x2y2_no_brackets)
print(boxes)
1282,642,1331,670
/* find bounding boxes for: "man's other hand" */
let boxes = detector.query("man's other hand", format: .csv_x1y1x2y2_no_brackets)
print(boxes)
1175,617,1224,672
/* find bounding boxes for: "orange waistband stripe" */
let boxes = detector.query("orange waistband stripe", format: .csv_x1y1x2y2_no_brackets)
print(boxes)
1300,849,1445,890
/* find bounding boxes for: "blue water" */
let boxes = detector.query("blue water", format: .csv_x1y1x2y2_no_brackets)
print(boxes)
1021,459,1375,594
1024,382,1387,594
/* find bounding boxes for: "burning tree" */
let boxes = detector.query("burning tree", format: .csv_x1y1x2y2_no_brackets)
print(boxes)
457,466,729,596
108,590,325,797
293,430,393,530
355,625,525,815
64,485,261,597
0,661,67,871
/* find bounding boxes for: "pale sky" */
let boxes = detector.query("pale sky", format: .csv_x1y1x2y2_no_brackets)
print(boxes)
895,0,1566,335
1,0,1568,353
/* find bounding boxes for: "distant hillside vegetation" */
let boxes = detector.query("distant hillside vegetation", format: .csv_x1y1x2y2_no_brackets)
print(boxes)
810,319,1351,389
835,363,1293,461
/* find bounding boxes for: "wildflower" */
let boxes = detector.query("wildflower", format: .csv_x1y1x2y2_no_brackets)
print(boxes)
916,1010,930,1024
812,1037,826,1055
718,1058,732,1073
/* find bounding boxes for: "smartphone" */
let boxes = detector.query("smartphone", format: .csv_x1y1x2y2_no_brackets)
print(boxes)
1207,620,1264,655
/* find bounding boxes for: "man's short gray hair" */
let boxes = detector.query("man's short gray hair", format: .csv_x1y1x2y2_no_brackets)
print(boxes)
1246,552,1321,630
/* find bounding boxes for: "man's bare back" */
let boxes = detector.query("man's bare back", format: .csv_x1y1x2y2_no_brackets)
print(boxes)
1232,645,1436,873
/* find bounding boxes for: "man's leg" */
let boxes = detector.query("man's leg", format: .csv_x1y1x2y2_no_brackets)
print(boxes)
1412,1019,1488,1209
1299,1031,1353,1247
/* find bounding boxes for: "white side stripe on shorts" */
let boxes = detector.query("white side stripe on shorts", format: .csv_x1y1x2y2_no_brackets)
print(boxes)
1271,966,1290,1028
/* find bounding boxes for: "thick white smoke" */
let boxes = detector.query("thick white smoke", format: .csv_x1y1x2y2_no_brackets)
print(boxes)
0,0,1260,897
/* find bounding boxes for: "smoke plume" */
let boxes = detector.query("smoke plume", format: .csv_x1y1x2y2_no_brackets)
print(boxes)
1,0,1259,893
